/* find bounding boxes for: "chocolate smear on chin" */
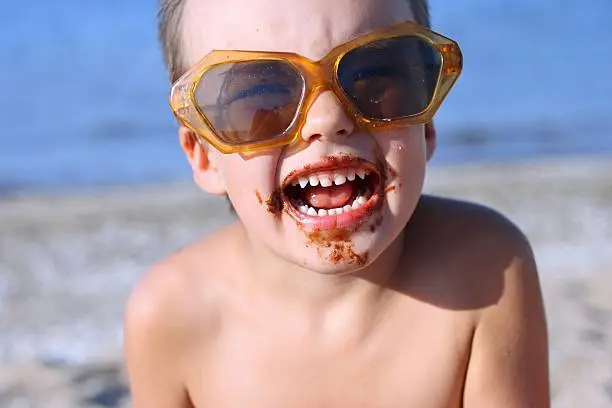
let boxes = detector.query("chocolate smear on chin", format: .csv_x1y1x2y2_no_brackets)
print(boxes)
329,243,369,266
305,228,368,267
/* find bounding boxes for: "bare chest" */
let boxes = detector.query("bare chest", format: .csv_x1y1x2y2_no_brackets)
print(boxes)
186,313,473,408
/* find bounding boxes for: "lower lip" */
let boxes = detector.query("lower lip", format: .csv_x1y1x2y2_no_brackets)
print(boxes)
284,193,381,231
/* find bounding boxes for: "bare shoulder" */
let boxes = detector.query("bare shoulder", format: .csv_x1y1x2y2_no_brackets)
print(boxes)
403,195,541,308
414,194,533,252
123,222,245,407
409,195,549,406
124,222,242,340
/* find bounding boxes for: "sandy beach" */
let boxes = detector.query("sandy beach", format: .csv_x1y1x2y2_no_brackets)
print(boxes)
1,156,611,408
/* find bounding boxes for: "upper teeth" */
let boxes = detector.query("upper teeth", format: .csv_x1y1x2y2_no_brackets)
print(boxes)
292,168,371,188
347,169,356,181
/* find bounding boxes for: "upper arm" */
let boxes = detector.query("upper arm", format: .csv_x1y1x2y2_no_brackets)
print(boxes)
463,221,550,408
123,263,194,408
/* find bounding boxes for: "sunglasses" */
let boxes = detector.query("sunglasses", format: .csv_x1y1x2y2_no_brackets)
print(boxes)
169,20,462,154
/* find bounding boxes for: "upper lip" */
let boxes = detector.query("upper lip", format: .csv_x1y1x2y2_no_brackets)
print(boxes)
281,157,381,189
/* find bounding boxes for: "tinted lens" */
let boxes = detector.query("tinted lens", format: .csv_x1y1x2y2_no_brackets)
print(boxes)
337,36,441,120
194,60,304,146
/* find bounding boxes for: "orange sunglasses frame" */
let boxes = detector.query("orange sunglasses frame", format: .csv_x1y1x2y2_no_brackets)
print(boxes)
169,20,463,154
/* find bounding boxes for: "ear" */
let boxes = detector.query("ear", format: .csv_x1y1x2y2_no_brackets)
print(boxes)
425,122,437,161
178,127,227,195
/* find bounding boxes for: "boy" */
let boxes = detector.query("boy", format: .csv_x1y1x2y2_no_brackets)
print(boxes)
124,0,550,406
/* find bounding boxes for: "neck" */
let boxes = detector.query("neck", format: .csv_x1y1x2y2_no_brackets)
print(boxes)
239,225,406,311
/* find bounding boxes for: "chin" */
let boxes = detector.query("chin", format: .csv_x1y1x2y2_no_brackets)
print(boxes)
289,248,373,275
280,218,398,275
299,260,367,275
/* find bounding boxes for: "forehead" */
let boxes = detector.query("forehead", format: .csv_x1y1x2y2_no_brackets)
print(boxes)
180,0,414,67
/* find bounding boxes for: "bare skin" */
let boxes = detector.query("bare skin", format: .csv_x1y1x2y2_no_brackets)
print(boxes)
125,0,550,406
124,196,549,408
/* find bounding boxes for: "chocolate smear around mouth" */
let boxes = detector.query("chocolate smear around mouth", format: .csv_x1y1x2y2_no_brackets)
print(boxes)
369,215,384,233
266,188,284,218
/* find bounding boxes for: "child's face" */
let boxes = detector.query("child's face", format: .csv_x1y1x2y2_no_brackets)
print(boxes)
180,0,435,273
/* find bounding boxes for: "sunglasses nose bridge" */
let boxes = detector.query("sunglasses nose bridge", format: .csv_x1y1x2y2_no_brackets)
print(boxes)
301,61,336,113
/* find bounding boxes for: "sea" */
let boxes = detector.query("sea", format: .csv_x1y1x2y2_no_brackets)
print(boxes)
1,0,611,195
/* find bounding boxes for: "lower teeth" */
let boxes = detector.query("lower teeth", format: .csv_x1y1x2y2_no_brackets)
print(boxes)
297,194,370,217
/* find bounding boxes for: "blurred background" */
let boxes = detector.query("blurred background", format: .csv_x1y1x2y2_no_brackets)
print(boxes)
0,0,611,407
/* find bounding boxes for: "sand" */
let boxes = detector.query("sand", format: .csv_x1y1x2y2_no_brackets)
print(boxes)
1,156,611,407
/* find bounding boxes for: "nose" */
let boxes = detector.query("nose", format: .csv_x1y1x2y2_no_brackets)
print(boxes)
300,91,355,143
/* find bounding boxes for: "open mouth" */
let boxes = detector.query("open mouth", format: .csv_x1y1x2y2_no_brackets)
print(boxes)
281,159,382,229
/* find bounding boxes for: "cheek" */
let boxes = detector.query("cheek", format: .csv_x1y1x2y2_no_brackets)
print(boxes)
374,127,427,209
218,153,282,214
375,126,427,179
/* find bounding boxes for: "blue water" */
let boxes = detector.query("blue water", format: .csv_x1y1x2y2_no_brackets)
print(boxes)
1,0,611,194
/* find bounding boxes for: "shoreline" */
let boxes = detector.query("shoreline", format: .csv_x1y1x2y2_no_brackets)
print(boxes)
1,156,611,407
3,151,611,200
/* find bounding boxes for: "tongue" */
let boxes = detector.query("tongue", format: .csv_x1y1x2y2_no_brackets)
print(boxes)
303,183,354,209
